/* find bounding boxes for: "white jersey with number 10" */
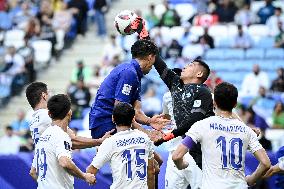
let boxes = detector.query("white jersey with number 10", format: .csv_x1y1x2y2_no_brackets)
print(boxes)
186,116,263,189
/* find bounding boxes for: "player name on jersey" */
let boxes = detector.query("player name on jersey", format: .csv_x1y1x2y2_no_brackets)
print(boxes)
209,123,247,133
116,136,146,147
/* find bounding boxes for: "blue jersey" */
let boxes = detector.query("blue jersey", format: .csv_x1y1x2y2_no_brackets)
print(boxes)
276,146,284,188
89,59,142,130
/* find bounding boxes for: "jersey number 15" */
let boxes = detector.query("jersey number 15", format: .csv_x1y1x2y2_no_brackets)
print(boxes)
122,149,147,181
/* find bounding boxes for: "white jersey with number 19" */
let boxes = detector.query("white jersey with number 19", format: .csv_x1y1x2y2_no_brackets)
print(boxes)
186,116,263,189
32,125,73,189
91,129,154,189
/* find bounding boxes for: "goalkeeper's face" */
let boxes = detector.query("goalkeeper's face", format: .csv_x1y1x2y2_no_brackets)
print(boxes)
142,54,156,75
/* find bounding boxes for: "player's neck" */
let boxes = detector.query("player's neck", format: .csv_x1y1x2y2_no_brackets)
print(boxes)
34,101,47,111
215,108,233,119
116,126,131,132
52,119,68,132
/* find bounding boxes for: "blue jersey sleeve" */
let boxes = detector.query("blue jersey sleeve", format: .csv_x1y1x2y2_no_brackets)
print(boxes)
115,70,139,103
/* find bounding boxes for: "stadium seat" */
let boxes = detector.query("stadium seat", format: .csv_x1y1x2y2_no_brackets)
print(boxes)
233,60,255,71
208,25,228,37
154,3,166,18
250,1,265,13
245,48,265,59
3,29,25,49
31,40,52,68
170,26,185,40
160,26,172,44
248,24,269,37
182,44,204,59
265,48,284,59
190,26,204,36
227,24,239,36
223,49,245,60
214,37,232,48
204,49,224,60
206,60,235,72
174,3,196,22
255,37,274,49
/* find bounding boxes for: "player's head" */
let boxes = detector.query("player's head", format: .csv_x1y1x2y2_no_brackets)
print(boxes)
112,102,135,127
47,94,72,121
26,82,48,109
180,58,210,84
214,82,238,112
131,40,158,75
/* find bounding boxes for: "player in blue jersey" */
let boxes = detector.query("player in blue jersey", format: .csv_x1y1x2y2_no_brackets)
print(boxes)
264,146,284,188
89,40,169,139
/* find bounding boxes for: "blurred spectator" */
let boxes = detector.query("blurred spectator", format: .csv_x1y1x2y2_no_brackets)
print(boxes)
145,4,159,30
214,0,238,23
71,60,92,84
52,1,72,52
272,102,284,129
25,18,41,40
198,27,214,49
52,0,64,12
102,34,124,65
68,0,89,36
68,79,91,119
0,0,7,11
178,24,197,46
19,132,34,152
93,0,108,38
159,0,180,27
0,3,12,30
11,109,29,136
166,39,182,59
12,1,34,29
257,0,275,24
2,46,25,77
270,67,284,92
240,64,270,97
205,70,223,91
232,25,253,49
258,129,272,151
251,86,275,129
192,14,218,27
274,21,284,48
266,7,284,36
141,87,162,117
234,3,258,26
17,35,36,83
0,126,20,155
37,0,56,55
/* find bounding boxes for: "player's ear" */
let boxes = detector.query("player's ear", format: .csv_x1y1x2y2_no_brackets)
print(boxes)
213,100,217,109
112,115,115,124
132,116,135,122
48,110,52,118
196,70,203,79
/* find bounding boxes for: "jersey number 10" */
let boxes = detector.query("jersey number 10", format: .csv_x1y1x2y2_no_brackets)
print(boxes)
122,149,147,181
216,136,243,170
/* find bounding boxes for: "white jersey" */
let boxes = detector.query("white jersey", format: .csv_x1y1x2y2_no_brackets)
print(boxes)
91,129,154,189
32,125,73,189
162,92,183,152
29,109,52,144
186,116,263,189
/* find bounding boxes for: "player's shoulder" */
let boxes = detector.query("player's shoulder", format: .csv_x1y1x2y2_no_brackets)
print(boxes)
163,91,171,100
45,126,69,140
132,129,151,140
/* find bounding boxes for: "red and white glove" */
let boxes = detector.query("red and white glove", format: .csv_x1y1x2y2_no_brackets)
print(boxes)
130,16,150,40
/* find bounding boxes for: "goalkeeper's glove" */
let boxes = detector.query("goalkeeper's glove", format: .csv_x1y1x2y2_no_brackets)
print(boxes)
154,132,175,146
130,16,150,40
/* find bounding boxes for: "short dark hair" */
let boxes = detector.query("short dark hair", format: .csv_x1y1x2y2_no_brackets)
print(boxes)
194,58,210,83
113,102,135,126
5,125,13,131
26,82,48,109
214,82,238,111
131,40,158,59
47,94,71,120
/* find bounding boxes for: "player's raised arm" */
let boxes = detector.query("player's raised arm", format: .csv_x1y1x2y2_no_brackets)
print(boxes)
147,157,155,189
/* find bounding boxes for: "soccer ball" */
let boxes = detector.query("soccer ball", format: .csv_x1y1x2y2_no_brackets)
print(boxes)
114,10,138,35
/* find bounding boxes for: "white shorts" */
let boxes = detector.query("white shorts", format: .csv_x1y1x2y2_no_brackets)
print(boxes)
165,151,202,189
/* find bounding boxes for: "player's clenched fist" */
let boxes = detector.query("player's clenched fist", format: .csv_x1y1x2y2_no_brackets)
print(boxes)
84,173,96,185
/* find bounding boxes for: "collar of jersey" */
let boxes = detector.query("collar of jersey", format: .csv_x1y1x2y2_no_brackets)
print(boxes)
131,59,143,79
